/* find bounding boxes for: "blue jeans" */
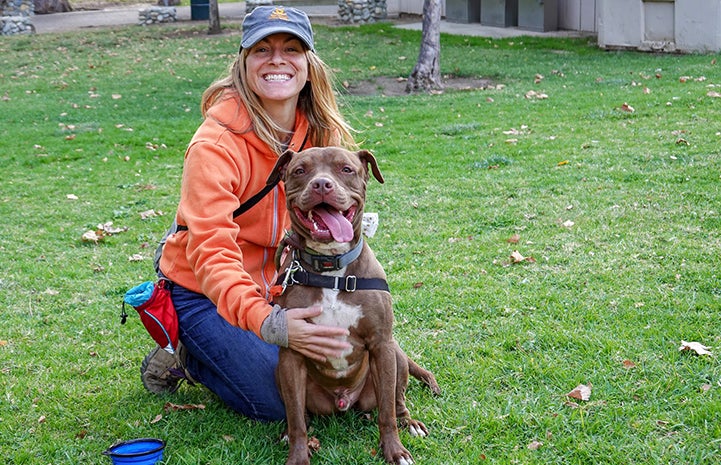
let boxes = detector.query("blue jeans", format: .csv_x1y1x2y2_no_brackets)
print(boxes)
171,283,285,422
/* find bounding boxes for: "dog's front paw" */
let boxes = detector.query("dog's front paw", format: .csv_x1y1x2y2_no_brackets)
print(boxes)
400,418,429,438
381,441,414,465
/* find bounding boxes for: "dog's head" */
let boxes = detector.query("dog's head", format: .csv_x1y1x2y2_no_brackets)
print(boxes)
268,147,384,245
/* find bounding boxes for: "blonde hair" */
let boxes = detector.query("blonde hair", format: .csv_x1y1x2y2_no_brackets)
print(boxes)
200,48,356,154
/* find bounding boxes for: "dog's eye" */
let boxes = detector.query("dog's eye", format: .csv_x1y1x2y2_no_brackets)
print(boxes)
293,167,306,176
341,166,354,174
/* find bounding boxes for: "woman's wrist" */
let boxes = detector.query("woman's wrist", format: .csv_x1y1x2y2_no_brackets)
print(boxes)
260,304,289,347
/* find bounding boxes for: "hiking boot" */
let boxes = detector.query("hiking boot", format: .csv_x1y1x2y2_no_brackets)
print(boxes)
140,343,196,394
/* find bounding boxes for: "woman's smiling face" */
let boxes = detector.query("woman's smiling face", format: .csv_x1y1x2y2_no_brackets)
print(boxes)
245,33,309,107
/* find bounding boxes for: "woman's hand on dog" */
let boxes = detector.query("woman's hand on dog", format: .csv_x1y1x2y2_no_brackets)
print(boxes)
286,306,351,363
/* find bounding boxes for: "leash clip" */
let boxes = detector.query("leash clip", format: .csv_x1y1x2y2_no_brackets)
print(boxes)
281,260,303,293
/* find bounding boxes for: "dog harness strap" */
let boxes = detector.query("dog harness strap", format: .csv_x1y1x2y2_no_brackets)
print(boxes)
275,269,389,293
297,238,364,272
174,178,282,232
175,133,308,232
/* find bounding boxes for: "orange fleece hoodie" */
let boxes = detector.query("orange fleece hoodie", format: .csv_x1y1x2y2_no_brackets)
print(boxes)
159,92,312,338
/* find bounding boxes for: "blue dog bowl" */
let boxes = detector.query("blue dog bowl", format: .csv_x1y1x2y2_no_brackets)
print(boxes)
103,438,166,465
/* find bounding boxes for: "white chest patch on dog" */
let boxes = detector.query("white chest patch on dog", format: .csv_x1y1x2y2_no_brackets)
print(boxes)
312,289,362,373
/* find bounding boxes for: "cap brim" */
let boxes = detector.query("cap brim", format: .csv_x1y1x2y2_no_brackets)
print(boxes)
241,26,314,51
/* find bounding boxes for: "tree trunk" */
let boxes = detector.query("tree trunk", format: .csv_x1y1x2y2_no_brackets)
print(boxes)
34,0,72,14
208,0,221,35
406,0,442,94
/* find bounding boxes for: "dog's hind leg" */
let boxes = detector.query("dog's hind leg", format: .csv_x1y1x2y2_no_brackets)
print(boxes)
393,343,432,439
407,355,441,395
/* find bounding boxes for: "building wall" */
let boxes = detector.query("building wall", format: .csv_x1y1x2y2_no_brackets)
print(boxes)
393,0,596,31
558,0,597,32
598,0,721,52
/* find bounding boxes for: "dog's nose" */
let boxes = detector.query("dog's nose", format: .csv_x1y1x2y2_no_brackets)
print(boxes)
312,177,334,195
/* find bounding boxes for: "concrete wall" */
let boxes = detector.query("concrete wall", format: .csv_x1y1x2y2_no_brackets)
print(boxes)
394,0,720,51
558,0,596,32
395,0,597,31
675,0,721,52
598,0,721,52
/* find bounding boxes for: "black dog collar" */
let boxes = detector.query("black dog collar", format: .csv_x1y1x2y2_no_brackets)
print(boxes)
296,238,365,272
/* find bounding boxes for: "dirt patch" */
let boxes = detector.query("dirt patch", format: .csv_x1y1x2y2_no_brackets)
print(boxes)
341,75,494,96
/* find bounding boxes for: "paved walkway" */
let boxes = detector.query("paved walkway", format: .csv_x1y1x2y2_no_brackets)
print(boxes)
31,2,587,38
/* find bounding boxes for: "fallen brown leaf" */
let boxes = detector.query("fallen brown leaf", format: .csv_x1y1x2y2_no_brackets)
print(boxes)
527,440,542,450
510,250,536,264
622,359,637,369
164,402,206,411
139,209,162,219
308,436,321,453
81,230,103,243
566,383,592,401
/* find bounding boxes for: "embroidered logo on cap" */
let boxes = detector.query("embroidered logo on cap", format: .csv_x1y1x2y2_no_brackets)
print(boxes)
268,7,289,21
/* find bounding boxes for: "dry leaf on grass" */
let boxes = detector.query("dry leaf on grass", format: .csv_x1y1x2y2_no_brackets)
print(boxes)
527,440,543,450
622,359,637,369
81,221,129,243
98,222,128,235
164,402,206,411
81,230,103,243
566,383,592,401
510,250,536,264
525,90,548,99
308,436,321,453
139,209,162,219
679,340,712,356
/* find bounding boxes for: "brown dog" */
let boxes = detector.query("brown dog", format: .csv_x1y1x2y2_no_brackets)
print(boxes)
268,147,440,465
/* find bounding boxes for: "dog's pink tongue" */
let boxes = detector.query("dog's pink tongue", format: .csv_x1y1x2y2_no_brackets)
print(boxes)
315,206,353,242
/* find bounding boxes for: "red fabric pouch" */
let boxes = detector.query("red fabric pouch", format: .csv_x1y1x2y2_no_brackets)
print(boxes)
123,280,179,353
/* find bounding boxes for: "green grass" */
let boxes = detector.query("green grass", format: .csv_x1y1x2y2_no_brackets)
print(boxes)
2,19,721,465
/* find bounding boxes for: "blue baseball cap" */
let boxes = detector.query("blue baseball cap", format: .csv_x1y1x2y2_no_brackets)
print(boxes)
241,6,314,52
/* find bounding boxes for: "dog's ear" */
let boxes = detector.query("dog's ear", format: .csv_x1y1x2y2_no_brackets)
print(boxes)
267,150,295,185
357,149,384,184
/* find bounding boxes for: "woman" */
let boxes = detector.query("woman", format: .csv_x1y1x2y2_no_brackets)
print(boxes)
143,6,356,421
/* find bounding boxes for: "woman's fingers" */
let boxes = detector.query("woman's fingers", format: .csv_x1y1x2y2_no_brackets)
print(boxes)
285,306,351,361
